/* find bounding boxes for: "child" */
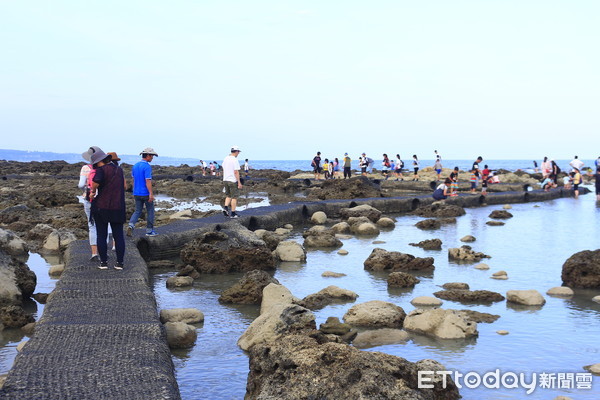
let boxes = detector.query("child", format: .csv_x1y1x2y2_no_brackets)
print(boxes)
432,178,452,200
433,157,443,181
323,159,330,179
563,173,573,190
449,166,459,196
470,169,479,193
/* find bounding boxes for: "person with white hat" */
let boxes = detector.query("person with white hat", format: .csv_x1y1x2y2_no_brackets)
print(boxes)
127,147,159,236
221,146,243,218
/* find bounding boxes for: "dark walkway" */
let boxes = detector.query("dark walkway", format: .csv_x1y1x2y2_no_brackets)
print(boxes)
0,239,180,400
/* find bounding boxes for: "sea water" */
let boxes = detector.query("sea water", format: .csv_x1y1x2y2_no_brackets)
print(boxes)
151,187,600,400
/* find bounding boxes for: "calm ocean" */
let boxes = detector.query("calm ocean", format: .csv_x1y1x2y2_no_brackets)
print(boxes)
0,149,595,173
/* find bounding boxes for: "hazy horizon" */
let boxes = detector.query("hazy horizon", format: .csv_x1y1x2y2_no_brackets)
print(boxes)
1,1,598,159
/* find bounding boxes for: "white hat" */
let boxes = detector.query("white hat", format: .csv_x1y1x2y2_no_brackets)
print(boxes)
140,147,158,156
231,145,241,152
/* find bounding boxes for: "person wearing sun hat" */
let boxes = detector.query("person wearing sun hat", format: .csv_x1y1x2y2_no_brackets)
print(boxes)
127,147,159,236
221,145,243,218
87,147,126,270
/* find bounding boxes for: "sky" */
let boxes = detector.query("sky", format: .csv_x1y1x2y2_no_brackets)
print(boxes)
1,1,599,161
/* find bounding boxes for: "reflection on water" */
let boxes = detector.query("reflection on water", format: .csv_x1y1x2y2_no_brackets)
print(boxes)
153,191,600,399
155,193,270,212
0,253,59,375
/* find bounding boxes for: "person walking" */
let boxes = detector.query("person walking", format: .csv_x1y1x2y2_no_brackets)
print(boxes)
412,155,419,181
333,157,340,179
312,152,322,180
433,157,443,181
394,154,404,181
222,146,243,218
127,147,159,237
343,153,352,179
79,146,104,261
88,148,126,270
382,154,391,180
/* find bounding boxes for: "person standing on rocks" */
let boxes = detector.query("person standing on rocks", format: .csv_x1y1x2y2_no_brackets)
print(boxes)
200,160,207,176
412,154,419,181
382,154,391,180
572,168,582,198
541,156,551,179
433,156,443,181
312,152,322,180
243,159,250,179
222,146,243,218
89,148,126,270
472,156,483,172
594,167,600,201
569,155,584,172
127,147,159,237
79,146,105,261
342,153,352,179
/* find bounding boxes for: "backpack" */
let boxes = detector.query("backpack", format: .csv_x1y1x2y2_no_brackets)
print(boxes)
555,165,561,175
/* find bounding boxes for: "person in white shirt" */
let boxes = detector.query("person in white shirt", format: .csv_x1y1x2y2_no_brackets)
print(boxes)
569,156,584,172
221,146,243,219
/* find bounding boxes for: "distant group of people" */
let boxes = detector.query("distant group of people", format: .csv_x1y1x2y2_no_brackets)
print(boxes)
199,158,250,179
432,156,492,200
538,155,598,198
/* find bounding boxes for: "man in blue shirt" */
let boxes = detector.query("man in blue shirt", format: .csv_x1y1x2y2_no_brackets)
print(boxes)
127,147,159,236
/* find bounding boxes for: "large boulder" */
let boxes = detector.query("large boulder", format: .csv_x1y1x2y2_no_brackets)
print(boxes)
261,231,287,251
0,250,36,305
506,290,546,306
260,283,298,315
448,246,491,262
299,286,358,310
364,248,435,272
164,322,197,349
245,334,460,400
303,231,343,248
218,270,279,304
340,204,382,222
403,309,478,339
330,222,351,234
376,217,396,229
273,241,306,262
433,289,505,303
353,222,380,236
387,272,420,288
41,229,77,253
415,219,441,230
159,308,204,324
561,250,600,288
343,300,406,328
0,228,28,257
414,203,466,218
238,304,316,351
180,226,275,273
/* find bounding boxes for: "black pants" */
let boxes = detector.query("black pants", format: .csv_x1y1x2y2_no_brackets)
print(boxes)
95,219,125,264
344,167,351,178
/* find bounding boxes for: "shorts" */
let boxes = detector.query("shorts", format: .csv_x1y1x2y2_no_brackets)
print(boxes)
573,183,579,191
436,169,442,174
470,182,477,189
361,167,367,173
314,167,322,173
223,181,240,198
414,168,419,174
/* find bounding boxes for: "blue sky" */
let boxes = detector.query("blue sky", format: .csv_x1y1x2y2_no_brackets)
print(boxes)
1,1,598,160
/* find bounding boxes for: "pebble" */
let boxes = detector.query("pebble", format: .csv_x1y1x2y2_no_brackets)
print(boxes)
283,224,293,230
372,240,386,244
503,204,512,209
322,271,347,278
592,296,600,304
583,363,600,375
546,287,574,297
410,296,443,307
335,234,353,240
491,270,508,280
337,249,349,255
496,330,509,335
474,263,490,270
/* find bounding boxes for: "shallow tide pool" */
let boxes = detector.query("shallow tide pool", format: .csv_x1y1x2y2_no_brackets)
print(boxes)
156,190,599,399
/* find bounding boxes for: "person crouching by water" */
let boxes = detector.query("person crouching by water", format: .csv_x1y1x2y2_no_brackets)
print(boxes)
89,149,126,270
433,178,452,201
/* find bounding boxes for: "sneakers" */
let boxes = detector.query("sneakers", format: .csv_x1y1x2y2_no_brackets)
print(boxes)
126,225,133,237
146,230,159,237
230,211,239,219
90,254,100,262
222,205,230,217
98,262,108,270
114,263,124,271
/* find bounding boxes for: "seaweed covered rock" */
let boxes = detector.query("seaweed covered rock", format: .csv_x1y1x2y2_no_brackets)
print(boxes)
448,246,491,262
561,249,600,288
410,239,442,250
312,176,382,200
245,333,460,400
219,270,279,304
299,286,358,310
180,226,275,273
414,203,466,218
303,231,343,248
433,289,505,304
364,248,434,272
489,210,513,219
